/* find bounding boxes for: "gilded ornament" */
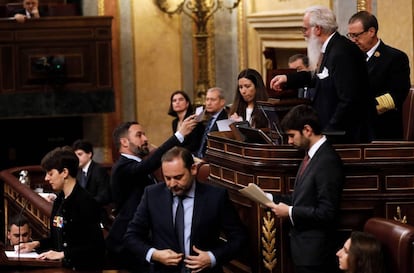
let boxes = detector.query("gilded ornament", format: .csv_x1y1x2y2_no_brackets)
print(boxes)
374,51,380,57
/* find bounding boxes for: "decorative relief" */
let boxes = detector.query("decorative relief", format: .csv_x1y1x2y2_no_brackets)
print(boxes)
261,211,277,271
394,206,408,224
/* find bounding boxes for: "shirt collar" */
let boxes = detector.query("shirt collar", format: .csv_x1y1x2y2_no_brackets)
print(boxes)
321,32,336,54
121,153,142,162
366,39,381,60
82,160,92,173
307,135,327,159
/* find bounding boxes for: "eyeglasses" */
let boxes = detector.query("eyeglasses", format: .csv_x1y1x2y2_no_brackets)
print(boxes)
346,30,367,39
301,25,315,34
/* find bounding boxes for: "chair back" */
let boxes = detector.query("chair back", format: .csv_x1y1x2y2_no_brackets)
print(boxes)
403,88,414,140
48,3,79,16
364,217,414,273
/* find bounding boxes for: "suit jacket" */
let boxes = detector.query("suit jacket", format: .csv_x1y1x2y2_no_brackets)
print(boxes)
124,181,247,273
287,33,372,143
38,184,105,269
367,41,411,139
12,8,47,17
172,111,204,154
273,141,344,268
106,135,181,254
197,108,229,158
76,160,110,205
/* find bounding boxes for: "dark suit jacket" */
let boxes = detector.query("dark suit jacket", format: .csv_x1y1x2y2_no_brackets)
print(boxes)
106,135,181,254
12,8,47,18
76,160,110,205
172,111,204,154
287,33,372,143
38,184,105,269
196,108,229,158
367,41,411,140
273,141,344,268
124,181,247,273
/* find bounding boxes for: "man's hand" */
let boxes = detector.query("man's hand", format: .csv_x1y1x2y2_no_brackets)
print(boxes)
267,202,290,218
178,114,198,137
270,75,288,92
16,241,40,253
14,14,27,23
152,249,183,266
184,245,212,273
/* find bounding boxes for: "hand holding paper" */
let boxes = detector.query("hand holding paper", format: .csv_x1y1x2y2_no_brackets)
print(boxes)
239,183,275,207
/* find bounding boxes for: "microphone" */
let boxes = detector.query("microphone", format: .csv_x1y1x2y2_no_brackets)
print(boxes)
258,105,283,145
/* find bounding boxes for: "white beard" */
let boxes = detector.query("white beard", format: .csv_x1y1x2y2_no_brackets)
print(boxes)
306,32,322,72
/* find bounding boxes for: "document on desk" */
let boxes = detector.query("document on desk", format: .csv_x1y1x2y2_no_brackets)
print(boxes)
5,251,39,259
239,183,275,207
217,119,235,131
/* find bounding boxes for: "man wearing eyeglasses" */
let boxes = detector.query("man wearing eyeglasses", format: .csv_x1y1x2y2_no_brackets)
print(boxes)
271,6,372,144
348,11,411,140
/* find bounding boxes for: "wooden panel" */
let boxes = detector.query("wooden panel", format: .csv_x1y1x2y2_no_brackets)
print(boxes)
0,16,114,118
205,132,414,273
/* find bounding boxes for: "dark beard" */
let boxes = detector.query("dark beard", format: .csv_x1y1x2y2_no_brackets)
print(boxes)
136,146,149,158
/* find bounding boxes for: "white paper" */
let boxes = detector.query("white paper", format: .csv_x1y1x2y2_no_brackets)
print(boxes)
5,251,40,259
216,119,235,131
195,106,204,122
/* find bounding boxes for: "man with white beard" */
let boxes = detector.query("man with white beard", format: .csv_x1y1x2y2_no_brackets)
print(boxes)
271,6,373,144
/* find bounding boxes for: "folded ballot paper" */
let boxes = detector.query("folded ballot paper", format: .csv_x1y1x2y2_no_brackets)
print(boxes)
238,183,275,207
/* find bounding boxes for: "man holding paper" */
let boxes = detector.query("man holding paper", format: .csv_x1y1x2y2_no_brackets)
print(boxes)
195,87,228,159
266,104,344,273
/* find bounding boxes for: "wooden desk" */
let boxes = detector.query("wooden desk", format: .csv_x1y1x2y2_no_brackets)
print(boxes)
206,132,414,273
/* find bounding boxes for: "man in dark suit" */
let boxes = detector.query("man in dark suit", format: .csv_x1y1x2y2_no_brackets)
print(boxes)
348,11,411,140
12,0,46,23
106,117,198,270
266,104,344,273
124,146,247,273
72,139,111,228
271,6,372,144
195,87,228,159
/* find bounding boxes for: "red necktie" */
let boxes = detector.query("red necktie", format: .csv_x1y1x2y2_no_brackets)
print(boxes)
297,153,310,177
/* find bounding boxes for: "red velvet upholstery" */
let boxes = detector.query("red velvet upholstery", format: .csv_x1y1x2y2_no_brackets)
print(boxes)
364,217,414,273
403,88,414,141
196,162,210,183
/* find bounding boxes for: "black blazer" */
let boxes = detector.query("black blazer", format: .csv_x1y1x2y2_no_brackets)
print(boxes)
12,8,47,18
124,181,247,273
287,33,372,143
367,41,411,139
273,141,344,268
76,160,110,205
106,135,181,254
38,184,105,269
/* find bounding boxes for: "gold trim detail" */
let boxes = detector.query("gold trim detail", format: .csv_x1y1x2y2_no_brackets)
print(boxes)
394,206,407,224
357,0,367,11
98,0,105,15
237,2,245,70
261,211,277,271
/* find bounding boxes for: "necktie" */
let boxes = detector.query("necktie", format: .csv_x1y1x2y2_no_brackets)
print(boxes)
196,117,214,158
297,153,310,178
175,195,186,255
79,171,87,188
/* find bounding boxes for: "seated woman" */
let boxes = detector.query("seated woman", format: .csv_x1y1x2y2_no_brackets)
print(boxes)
229,68,272,129
168,90,203,154
336,231,386,273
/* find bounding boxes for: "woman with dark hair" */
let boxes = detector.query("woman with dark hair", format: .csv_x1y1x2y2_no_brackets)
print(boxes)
229,68,270,129
168,90,203,153
337,231,386,273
